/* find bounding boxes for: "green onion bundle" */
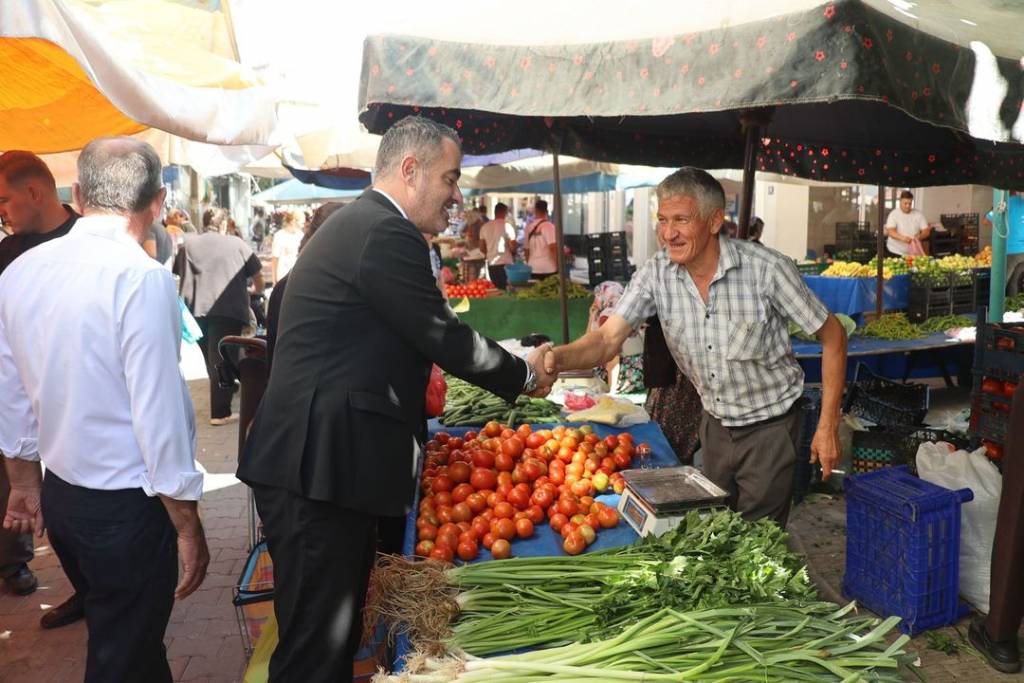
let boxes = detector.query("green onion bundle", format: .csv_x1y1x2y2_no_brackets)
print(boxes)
378,603,914,682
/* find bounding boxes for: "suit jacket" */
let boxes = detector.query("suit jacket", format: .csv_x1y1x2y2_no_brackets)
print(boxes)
237,190,526,516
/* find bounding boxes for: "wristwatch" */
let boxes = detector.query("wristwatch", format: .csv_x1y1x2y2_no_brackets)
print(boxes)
523,360,538,393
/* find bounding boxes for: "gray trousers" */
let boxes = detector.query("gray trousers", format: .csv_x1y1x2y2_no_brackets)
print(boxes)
0,461,34,577
699,407,801,528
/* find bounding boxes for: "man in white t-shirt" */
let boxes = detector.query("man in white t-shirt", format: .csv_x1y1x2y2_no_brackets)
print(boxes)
479,202,517,289
524,199,558,277
885,190,932,256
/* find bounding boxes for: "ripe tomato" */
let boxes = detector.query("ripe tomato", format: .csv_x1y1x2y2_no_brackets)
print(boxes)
464,430,478,441
493,501,515,519
612,452,632,470
457,540,479,561
414,540,435,557
525,504,545,524
603,435,619,449
483,421,502,438
436,506,455,524
571,479,594,498
470,468,498,491
563,532,586,555
550,513,569,532
481,532,496,550
586,512,601,530
434,433,450,445
448,462,471,484
515,518,535,539
507,487,530,510
486,491,505,508
556,497,579,517
471,449,496,468
471,517,490,540
431,475,454,494
982,378,1003,394
1003,381,1019,398
502,436,525,459
451,502,472,523
530,487,554,509
577,524,597,546
466,492,487,514
516,424,532,438
451,483,474,503
490,539,511,559
449,437,464,450
493,518,516,541
417,523,437,541
434,492,453,507
434,531,459,552
429,547,453,563
525,433,546,449
494,452,515,472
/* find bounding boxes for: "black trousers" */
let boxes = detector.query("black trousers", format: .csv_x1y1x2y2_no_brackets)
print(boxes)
196,315,244,419
42,472,177,683
253,485,377,683
0,463,33,576
488,264,508,289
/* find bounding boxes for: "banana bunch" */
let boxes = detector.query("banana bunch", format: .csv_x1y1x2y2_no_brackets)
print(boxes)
822,261,893,279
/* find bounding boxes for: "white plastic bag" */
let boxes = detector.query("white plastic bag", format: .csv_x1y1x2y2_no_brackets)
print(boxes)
916,442,1002,613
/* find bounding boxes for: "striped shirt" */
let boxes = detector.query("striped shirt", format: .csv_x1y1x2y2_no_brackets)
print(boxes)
615,236,828,426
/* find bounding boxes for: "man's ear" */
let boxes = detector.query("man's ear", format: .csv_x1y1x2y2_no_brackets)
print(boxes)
399,154,419,188
71,183,85,215
708,208,725,235
145,188,167,226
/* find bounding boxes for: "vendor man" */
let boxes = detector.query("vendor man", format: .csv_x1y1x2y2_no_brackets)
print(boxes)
885,190,933,256
544,167,847,526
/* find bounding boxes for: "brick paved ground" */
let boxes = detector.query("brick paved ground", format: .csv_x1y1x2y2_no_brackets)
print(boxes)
1,380,1019,681
0,380,251,683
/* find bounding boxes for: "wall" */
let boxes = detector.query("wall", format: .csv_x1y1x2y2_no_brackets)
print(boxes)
754,182,810,260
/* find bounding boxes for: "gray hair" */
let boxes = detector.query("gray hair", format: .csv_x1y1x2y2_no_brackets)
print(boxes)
373,115,461,178
204,207,230,234
656,167,726,220
77,137,163,214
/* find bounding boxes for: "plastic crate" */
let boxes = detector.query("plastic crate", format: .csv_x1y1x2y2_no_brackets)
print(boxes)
843,363,929,427
970,391,1012,445
851,426,970,474
796,261,828,275
843,466,973,635
974,319,1024,379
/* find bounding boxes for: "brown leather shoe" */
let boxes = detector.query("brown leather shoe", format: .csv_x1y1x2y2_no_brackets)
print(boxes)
3,566,37,596
40,593,84,630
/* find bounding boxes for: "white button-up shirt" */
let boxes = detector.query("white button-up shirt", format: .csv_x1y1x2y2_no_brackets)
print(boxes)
0,214,202,500
615,236,829,427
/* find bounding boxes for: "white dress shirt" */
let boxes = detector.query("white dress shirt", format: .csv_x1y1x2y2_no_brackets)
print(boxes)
0,214,202,500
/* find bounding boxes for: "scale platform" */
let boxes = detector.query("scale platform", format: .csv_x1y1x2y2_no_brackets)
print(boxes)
617,466,729,537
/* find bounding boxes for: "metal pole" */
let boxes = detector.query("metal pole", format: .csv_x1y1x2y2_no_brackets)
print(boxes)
876,184,885,318
552,149,570,344
989,188,1009,322
737,123,758,240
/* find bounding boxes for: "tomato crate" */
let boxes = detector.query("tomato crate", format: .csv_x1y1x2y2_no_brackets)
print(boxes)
974,320,1024,379
843,466,973,635
970,392,1012,445
843,363,929,427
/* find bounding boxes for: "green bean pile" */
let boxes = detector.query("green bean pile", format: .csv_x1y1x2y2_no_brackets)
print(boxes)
858,313,924,341
441,375,562,426
918,314,973,333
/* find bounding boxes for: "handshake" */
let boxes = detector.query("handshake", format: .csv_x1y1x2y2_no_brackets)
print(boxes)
525,343,559,398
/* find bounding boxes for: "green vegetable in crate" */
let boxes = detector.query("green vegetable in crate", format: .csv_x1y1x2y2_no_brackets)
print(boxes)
441,375,561,425
858,313,924,340
919,314,973,333
514,277,590,300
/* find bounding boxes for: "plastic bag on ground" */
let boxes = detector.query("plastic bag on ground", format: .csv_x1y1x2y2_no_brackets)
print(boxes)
916,442,1002,613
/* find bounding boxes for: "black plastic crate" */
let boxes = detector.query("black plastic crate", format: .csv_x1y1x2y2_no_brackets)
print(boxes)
971,392,1011,445
939,212,980,255
843,363,930,427
606,231,628,249
974,319,1024,379
852,426,970,475
793,389,822,503
974,269,991,307
928,234,961,258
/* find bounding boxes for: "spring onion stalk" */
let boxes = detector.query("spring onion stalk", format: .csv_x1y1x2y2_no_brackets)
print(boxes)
374,604,916,683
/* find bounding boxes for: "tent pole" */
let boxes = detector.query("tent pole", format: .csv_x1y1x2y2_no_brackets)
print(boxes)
876,184,885,319
737,123,758,240
552,149,570,344
988,188,1008,322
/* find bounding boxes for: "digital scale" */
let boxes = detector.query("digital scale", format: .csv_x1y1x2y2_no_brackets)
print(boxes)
617,466,730,537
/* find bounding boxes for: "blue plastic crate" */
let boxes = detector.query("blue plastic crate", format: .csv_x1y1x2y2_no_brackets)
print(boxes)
842,466,973,635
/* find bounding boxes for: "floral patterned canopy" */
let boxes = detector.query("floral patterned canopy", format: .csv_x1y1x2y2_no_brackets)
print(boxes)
358,0,1024,189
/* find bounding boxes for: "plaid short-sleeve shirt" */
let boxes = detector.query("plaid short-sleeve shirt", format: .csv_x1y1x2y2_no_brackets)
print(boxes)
615,236,829,427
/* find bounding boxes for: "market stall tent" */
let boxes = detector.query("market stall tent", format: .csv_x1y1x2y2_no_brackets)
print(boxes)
250,178,364,205
1,0,278,153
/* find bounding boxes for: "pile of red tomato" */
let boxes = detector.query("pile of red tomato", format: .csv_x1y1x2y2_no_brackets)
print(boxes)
414,422,648,563
446,279,496,299
974,376,1017,461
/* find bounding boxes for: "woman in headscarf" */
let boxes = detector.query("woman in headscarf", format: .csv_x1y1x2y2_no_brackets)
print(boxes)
589,282,645,395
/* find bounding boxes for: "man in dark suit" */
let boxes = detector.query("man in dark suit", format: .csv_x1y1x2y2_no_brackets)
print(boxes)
236,116,555,683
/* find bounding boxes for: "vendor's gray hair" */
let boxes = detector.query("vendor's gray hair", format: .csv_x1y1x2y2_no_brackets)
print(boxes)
374,116,461,178
77,137,163,214
656,167,726,220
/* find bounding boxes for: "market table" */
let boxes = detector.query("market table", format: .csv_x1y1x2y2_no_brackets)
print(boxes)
803,274,909,324
395,420,681,669
793,331,974,387
456,295,591,342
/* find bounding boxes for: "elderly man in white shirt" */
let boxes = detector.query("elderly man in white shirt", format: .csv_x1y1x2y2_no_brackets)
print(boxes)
0,137,209,683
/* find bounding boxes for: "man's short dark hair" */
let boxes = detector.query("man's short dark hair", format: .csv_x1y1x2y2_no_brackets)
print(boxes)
374,115,462,178
494,202,508,216
535,199,548,214
77,137,162,213
0,151,56,189
900,190,914,200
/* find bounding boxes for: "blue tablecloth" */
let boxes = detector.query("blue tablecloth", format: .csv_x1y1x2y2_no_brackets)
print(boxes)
792,332,973,382
803,274,910,323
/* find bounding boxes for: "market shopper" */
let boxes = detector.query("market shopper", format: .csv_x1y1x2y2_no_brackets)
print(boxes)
969,381,1024,674
983,191,1024,295
175,207,264,426
271,209,303,284
524,199,558,278
884,190,933,256
543,167,847,526
0,150,79,602
237,115,556,683
479,201,517,289
0,137,208,682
